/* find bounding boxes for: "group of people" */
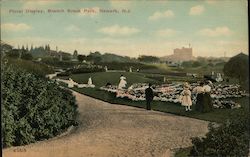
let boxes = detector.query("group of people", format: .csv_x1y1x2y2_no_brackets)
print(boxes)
117,74,214,112
144,80,213,112
179,81,213,112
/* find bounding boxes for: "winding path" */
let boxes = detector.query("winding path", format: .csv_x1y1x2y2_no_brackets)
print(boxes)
3,91,209,157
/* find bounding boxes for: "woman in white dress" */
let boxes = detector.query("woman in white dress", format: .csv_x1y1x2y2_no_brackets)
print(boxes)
180,82,192,111
88,77,93,85
118,75,127,89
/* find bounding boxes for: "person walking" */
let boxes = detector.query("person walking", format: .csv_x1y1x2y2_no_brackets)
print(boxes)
145,83,154,110
180,82,192,111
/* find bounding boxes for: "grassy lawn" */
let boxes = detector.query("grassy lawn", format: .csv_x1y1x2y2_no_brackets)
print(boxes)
174,147,192,157
58,71,161,87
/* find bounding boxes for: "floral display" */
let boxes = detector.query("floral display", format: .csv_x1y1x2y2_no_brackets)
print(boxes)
100,82,248,109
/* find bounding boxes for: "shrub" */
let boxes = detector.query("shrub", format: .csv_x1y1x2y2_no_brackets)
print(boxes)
189,111,249,156
21,53,33,60
6,58,54,76
2,65,78,147
41,57,78,69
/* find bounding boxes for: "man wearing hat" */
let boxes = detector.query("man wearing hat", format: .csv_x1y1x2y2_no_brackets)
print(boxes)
145,83,154,110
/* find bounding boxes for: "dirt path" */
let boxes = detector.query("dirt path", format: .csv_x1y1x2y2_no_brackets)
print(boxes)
3,91,209,157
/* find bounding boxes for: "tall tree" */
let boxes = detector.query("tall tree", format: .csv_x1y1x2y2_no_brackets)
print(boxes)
223,53,249,84
77,55,86,62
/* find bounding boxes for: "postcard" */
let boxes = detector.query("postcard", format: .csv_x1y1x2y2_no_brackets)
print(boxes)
1,0,249,157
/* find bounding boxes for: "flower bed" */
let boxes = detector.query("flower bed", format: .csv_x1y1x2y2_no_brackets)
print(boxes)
100,82,248,109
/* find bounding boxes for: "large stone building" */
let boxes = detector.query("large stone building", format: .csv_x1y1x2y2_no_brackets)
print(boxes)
163,46,195,62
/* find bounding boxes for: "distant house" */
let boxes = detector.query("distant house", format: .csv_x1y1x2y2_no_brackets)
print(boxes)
162,45,196,62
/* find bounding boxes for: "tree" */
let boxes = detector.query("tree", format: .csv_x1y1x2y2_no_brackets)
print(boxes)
86,52,102,63
192,61,202,67
93,56,102,64
30,45,34,51
21,53,33,60
138,55,160,63
77,55,86,62
73,50,78,59
6,49,20,59
223,53,249,84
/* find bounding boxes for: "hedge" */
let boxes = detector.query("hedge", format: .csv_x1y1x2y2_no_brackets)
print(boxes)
189,111,249,156
2,64,78,147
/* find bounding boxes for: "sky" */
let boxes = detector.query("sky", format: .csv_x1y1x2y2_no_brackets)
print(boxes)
1,0,248,57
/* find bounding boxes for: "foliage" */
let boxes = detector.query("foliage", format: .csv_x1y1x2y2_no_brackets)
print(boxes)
5,49,20,59
189,111,249,156
21,53,33,60
41,57,78,69
174,147,192,157
138,55,160,63
182,61,203,68
6,58,54,76
223,53,249,83
100,53,136,63
77,55,86,62
192,61,202,67
2,65,78,147
68,66,105,74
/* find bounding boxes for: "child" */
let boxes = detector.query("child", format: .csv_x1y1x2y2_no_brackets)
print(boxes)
181,82,192,111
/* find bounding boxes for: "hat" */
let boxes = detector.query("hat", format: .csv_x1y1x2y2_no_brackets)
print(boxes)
183,82,190,88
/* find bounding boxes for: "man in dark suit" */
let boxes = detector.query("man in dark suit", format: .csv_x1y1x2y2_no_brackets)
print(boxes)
145,83,154,110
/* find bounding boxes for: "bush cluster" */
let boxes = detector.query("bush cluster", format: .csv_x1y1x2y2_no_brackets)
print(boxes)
2,65,78,147
189,111,249,156
6,58,54,77
41,57,79,69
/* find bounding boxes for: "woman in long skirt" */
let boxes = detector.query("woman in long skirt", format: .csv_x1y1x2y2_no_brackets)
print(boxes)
202,81,213,112
193,82,205,112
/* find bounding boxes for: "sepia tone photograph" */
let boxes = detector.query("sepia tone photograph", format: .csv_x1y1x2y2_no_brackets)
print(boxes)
1,0,249,156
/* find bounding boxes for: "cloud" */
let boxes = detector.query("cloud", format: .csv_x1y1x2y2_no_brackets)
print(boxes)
205,0,217,4
22,1,59,8
98,25,140,36
149,10,174,20
1,23,31,31
198,26,233,37
155,28,179,37
109,1,132,9
65,25,80,32
189,5,204,15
